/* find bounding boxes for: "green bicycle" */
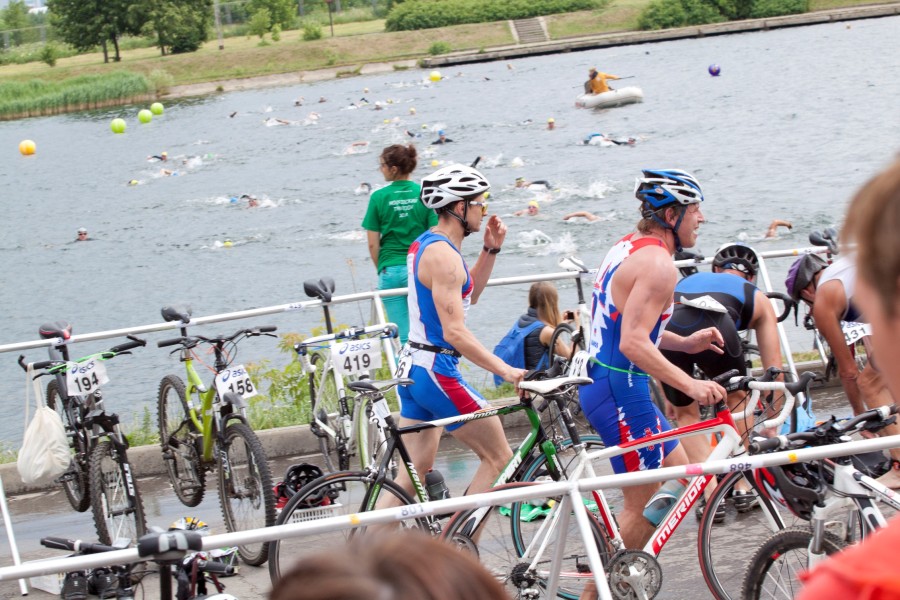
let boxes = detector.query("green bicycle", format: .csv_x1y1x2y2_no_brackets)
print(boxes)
156,304,277,566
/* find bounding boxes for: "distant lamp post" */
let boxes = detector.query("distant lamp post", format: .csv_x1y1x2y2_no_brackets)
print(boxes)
325,0,335,37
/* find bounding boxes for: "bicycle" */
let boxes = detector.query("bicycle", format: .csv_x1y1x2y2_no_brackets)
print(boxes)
156,304,277,566
741,405,900,600
40,529,237,600
18,324,148,546
267,366,603,588
295,322,399,474
441,368,819,600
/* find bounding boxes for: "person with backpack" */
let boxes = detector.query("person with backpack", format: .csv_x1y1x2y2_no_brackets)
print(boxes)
493,282,569,385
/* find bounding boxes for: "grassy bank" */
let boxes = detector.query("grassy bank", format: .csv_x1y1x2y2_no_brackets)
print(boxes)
0,0,892,118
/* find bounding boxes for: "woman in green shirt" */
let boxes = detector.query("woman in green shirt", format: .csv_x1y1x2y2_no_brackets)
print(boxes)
362,144,437,344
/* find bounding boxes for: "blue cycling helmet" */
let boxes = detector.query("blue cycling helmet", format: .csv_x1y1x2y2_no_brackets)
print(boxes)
634,169,704,210
635,169,703,252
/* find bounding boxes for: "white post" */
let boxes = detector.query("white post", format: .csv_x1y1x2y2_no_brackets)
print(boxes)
0,475,28,595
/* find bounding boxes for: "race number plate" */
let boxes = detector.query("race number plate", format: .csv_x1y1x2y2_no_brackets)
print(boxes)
66,359,109,396
215,364,258,400
568,350,591,378
842,321,871,346
395,348,412,379
332,339,382,376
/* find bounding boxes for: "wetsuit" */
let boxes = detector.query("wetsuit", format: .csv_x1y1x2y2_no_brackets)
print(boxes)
579,233,679,474
661,272,756,406
398,231,486,431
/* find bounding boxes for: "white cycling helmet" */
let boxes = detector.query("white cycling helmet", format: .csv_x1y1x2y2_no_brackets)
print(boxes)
420,164,490,210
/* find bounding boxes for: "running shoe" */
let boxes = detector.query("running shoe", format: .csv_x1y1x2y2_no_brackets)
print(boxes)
694,498,725,523
60,571,88,600
732,489,759,513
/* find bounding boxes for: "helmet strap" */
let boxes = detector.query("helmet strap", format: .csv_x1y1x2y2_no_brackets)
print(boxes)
445,201,474,237
646,204,686,252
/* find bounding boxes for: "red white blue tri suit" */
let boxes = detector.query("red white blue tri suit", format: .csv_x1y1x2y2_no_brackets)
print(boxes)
399,230,486,431
580,233,679,473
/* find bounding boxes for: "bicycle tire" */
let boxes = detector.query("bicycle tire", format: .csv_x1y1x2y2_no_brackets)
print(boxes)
268,470,425,585
46,379,91,512
442,481,610,600
741,526,847,600
548,322,580,366
309,352,346,472
157,375,205,507
546,323,594,436
697,471,803,600
520,435,606,483
217,421,276,566
88,439,147,545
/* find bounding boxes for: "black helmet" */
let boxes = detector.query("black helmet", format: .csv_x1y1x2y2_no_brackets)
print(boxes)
785,254,828,301
755,462,823,521
713,243,759,279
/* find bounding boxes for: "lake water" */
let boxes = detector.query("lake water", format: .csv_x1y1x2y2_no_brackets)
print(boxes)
0,16,898,444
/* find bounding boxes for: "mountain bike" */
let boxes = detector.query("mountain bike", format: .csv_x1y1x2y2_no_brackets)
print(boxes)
156,304,277,566
296,323,399,474
267,366,601,587
18,324,148,546
741,405,900,600
442,369,818,600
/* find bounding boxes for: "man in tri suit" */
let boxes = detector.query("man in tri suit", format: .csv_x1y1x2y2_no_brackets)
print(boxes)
579,169,726,548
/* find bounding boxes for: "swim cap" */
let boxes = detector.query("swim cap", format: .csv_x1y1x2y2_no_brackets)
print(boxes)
162,151,167,157
438,130,445,135
528,200,540,208
128,180,138,186
547,117,555,123
516,177,525,182
77,227,87,234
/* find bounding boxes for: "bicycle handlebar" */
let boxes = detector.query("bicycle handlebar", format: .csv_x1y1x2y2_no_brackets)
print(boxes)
727,370,819,430
157,325,278,349
765,291,796,323
295,323,398,350
18,335,148,373
41,537,120,555
193,559,235,576
748,405,897,454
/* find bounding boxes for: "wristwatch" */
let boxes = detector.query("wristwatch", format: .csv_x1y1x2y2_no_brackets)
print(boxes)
483,246,501,254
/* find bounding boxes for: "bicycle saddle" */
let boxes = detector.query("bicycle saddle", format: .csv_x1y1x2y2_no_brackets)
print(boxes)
304,277,336,302
348,378,414,393
558,255,588,273
161,304,192,323
39,321,72,340
137,530,203,561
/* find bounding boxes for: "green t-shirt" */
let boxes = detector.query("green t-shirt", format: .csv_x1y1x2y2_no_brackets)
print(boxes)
361,180,437,269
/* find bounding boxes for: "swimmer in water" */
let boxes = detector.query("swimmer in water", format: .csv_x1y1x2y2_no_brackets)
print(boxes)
765,219,793,238
76,227,89,241
241,194,259,208
514,200,540,217
547,117,555,130
355,182,372,196
514,177,551,190
148,151,168,161
563,210,603,222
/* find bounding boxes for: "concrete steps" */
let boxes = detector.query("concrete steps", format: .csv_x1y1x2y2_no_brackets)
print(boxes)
510,17,548,44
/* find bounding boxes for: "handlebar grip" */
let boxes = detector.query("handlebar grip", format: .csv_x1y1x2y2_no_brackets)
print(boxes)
157,337,184,348
257,326,277,333
196,559,234,576
748,437,783,454
41,537,77,551
712,369,740,386
31,360,55,371
110,339,146,354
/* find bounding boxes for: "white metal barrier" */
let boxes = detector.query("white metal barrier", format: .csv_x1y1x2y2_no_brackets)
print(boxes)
1,434,896,600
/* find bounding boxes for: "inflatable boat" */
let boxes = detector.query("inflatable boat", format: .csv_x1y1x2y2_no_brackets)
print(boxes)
575,86,644,109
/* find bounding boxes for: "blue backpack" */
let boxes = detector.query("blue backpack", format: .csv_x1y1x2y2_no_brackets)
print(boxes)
492,320,547,386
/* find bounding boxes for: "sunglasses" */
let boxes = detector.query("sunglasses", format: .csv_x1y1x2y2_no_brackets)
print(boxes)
468,200,489,216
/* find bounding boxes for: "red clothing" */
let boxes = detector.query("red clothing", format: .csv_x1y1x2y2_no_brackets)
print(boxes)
797,516,900,600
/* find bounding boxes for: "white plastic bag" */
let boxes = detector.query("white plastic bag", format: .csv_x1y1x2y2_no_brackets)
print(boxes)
17,363,71,486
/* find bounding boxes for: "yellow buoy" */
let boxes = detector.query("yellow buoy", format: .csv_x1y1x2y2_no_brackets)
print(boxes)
138,109,153,124
429,71,442,82
150,102,164,115
18,139,36,155
431,159,439,167
110,118,127,134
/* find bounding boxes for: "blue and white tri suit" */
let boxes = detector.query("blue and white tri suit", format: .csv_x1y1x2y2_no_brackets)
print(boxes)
398,230,487,431
580,233,679,474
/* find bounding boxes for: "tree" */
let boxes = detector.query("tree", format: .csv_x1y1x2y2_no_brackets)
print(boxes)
47,0,141,62
133,0,212,56
1,0,30,46
247,0,296,29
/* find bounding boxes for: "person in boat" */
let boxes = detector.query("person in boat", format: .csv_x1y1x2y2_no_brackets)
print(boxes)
432,130,453,144
586,67,620,95
514,200,540,217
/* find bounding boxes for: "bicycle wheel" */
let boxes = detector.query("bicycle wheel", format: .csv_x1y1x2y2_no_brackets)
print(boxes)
309,352,346,472
741,526,847,600
548,322,580,365
46,380,90,512
157,375,205,507
520,435,606,483
698,471,804,600
88,439,147,545
442,481,610,600
268,470,425,585
217,421,276,566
